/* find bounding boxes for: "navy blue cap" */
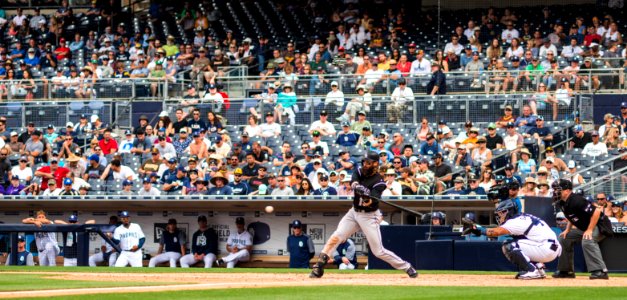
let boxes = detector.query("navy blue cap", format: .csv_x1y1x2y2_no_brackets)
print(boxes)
119,211,130,217
621,102,627,108
17,235,25,241
168,157,177,163
291,220,302,228
11,175,19,180
510,56,520,62
68,214,78,223
142,177,150,183
208,83,217,90
341,121,350,127
122,179,133,186
236,217,245,224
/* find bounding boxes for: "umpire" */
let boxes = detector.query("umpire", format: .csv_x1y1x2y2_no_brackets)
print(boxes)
552,179,609,280
287,220,315,268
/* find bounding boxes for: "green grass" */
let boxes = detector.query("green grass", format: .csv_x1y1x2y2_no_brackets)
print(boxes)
28,286,627,300
0,274,173,292
1,266,626,276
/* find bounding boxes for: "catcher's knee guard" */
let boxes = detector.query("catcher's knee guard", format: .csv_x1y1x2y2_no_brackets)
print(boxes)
502,240,535,272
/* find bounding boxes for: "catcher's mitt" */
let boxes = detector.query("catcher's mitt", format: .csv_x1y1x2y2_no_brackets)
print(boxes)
461,217,482,236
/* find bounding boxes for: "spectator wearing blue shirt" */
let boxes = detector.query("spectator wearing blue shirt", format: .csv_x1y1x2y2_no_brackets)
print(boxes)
419,134,442,156
160,158,179,183
335,121,360,147
23,48,39,67
229,168,250,195
207,173,233,195
69,33,85,52
446,176,468,195
464,174,486,195
335,150,357,175
503,164,523,185
514,105,537,134
384,59,402,90
172,129,192,156
9,42,26,61
313,174,337,196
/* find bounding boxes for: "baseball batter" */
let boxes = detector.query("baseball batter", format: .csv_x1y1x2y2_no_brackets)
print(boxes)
22,210,60,266
149,218,186,268
465,200,562,279
216,217,252,268
310,151,417,278
113,211,145,267
88,216,120,267
180,215,219,268
5,235,34,266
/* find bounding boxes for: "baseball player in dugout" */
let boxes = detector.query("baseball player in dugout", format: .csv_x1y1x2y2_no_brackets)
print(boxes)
287,220,315,269
22,210,60,266
4,235,34,266
216,217,253,268
149,218,186,268
180,215,219,268
89,216,120,267
310,151,417,278
464,200,561,279
54,214,96,266
113,211,146,267
552,179,611,280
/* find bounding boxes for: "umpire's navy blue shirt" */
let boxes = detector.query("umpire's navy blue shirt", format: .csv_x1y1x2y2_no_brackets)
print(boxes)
287,233,315,268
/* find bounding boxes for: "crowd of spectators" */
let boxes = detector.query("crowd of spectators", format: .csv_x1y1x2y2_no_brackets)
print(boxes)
0,2,625,102
0,98,625,197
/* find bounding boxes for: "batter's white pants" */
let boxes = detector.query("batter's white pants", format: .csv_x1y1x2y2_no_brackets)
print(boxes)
330,208,410,270
339,262,355,270
115,250,143,267
38,242,60,266
63,258,77,267
148,252,182,268
221,249,250,268
179,253,217,268
517,239,562,263
88,252,118,267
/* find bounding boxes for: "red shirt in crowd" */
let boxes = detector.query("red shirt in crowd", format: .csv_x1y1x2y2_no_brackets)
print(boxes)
98,138,119,155
36,165,71,190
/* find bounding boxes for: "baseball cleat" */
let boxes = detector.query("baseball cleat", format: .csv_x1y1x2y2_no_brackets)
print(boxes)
589,271,609,280
517,269,544,280
405,266,418,278
310,263,324,278
535,263,546,278
552,271,576,278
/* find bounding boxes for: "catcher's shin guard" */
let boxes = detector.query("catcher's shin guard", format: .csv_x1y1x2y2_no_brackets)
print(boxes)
310,253,329,278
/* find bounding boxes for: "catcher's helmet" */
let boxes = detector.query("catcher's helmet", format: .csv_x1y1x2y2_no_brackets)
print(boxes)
495,199,519,225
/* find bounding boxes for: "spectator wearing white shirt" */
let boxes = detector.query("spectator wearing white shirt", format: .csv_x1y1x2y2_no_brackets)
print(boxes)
464,20,477,40
10,156,33,181
154,136,177,158
381,169,402,196
505,38,524,59
581,131,608,157
203,84,224,112
259,112,282,138
363,62,383,90
501,22,520,43
42,179,62,196
561,37,583,58
101,159,137,181
388,78,414,123
410,50,431,76
12,8,27,27
309,111,336,136
29,8,46,30
309,131,330,157
324,81,345,118
443,35,464,56
538,38,558,58
137,178,162,196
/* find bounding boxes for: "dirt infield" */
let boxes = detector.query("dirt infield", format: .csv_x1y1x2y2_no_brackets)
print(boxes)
1,271,626,298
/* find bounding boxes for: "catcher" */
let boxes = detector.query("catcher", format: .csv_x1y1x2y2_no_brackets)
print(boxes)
463,199,562,279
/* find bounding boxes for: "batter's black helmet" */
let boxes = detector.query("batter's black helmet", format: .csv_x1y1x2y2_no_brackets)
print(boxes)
495,199,518,225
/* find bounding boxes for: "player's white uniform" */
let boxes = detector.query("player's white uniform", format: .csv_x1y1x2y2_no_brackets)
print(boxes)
88,236,118,267
113,223,145,267
35,232,60,266
501,214,562,263
221,230,252,268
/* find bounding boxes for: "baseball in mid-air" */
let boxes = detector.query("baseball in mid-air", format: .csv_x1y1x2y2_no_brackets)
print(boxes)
265,206,274,213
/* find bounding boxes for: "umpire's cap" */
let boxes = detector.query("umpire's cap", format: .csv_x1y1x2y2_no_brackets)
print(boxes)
167,218,177,225
235,217,245,225
291,220,302,228
68,214,78,223
363,151,380,162
119,211,130,218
